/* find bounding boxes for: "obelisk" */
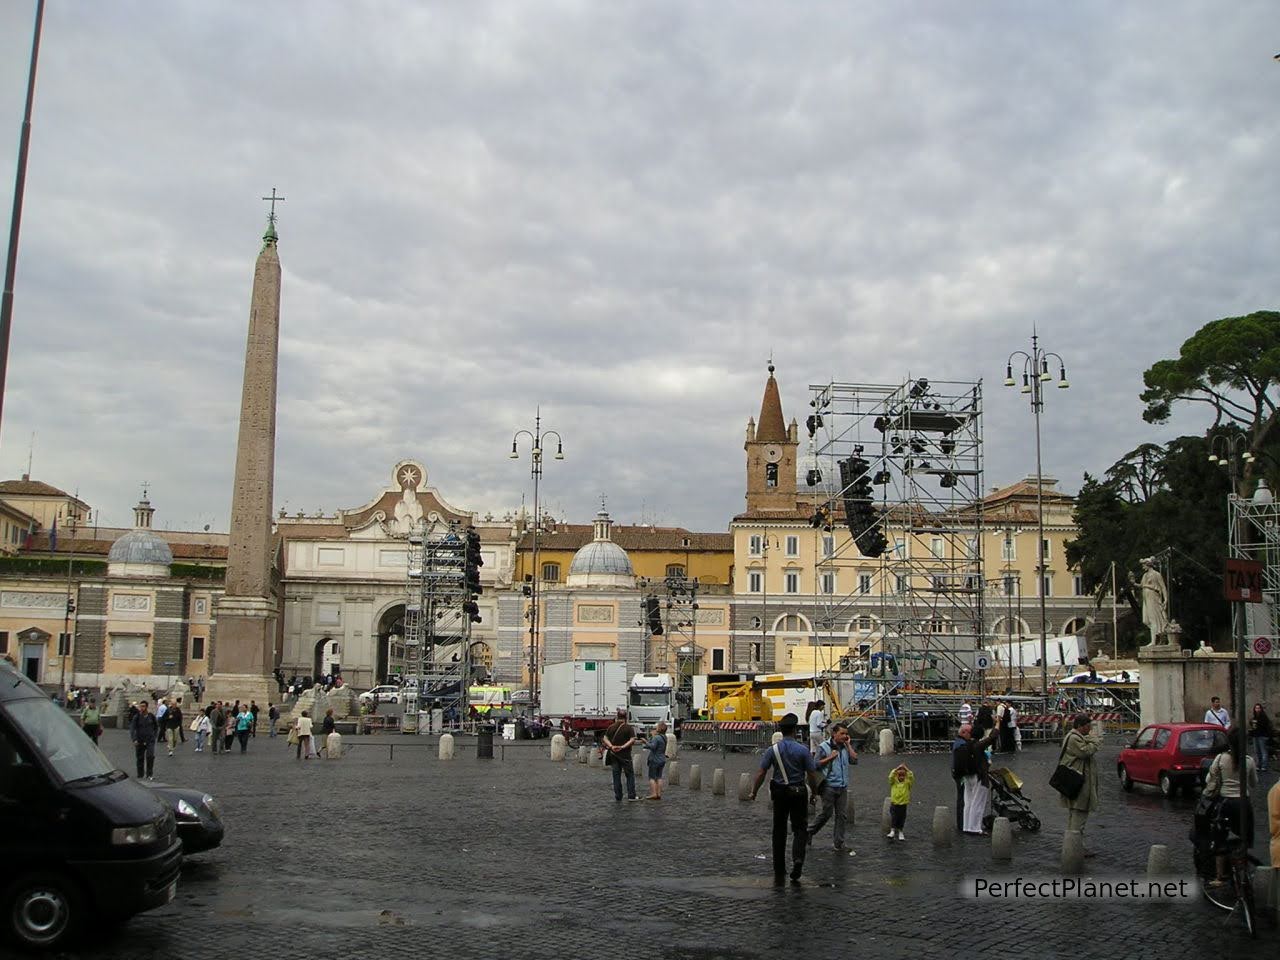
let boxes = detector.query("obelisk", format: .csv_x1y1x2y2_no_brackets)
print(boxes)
207,199,283,707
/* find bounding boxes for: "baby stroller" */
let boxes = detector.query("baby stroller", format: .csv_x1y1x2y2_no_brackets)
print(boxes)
983,767,1041,832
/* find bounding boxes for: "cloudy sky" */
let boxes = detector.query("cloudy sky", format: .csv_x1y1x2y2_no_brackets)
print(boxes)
0,2,1277,533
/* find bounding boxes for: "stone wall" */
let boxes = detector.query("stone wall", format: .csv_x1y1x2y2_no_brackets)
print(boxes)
151,586,188,676
75,584,107,674
1138,647,1280,726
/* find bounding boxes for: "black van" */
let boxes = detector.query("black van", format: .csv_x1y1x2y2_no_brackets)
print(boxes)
0,661,182,950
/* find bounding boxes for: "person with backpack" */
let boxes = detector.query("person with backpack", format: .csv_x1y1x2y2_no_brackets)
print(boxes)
643,721,669,800
808,722,858,853
749,713,821,884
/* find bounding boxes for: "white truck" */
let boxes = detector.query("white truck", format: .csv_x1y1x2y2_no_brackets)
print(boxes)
540,659,628,720
627,673,674,731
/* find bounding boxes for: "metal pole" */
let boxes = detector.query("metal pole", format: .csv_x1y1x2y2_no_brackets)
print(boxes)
1033,359,1048,696
60,512,75,702
1110,561,1118,660
530,433,540,706
0,0,44,444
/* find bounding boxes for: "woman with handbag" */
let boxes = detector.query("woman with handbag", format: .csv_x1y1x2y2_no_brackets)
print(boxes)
1057,714,1101,846
193,712,212,753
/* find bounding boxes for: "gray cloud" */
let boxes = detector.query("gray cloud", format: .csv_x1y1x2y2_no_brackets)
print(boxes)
0,1,1276,531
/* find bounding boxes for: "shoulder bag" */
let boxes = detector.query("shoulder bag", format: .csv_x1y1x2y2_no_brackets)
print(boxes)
1048,737,1085,800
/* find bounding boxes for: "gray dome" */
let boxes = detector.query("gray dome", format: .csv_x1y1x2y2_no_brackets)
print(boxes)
108,529,173,566
568,540,633,577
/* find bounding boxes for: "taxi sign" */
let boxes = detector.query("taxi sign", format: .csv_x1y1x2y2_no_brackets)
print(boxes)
1224,559,1264,602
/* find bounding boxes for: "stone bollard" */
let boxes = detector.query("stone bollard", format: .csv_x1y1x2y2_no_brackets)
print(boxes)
932,806,953,847
588,748,601,768
880,797,892,836
326,731,342,759
991,817,1013,860
1146,844,1170,878
577,745,588,764
550,734,567,762
878,728,895,756
1061,830,1085,875
712,768,725,796
689,764,703,791
737,772,753,801
668,761,680,786
438,733,455,760
667,738,679,760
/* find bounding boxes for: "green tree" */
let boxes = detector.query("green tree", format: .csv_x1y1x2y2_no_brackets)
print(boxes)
1067,436,1231,649
1141,310,1280,494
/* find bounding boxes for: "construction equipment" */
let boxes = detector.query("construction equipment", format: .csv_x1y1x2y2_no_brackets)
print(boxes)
706,675,842,723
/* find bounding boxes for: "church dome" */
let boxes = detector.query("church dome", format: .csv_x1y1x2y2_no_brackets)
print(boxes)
569,540,634,578
566,507,635,588
109,529,173,567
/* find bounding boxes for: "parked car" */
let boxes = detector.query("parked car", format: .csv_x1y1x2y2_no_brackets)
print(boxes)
0,660,182,951
1117,722,1228,797
144,784,224,854
358,685,401,705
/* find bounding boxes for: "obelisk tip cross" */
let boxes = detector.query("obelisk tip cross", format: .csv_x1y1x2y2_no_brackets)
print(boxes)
261,187,285,226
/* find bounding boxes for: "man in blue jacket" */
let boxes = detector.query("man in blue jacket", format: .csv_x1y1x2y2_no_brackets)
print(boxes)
129,699,160,780
749,713,821,884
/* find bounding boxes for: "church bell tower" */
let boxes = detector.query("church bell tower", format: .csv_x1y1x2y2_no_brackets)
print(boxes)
744,362,799,514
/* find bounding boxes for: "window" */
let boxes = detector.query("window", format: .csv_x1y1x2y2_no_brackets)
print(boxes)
56,633,71,656
711,648,726,671
0,630,7,654
931,575,947,593
822,535,834,558
191,636,206,661
785,535,799,557
1041,575,1052,598
779,614,805,632
1041,538,1051,562
966,537,979,559
541,562,560,582
855,615,875,633
784,571,799,594
749,616,762,629
895,575,908,594
821,571,835,595
665,564,685,578
1153,728,1172,750
894,539,906,558
929,620,948,635
1003,575,1018,597
1073,574,1086,596
1001,536,1015,561
765,463,778,487
749,535,762,556
748,571,762,593
1133,727,1156,749
931,537,944,559
859,573,872,595
750,641,763,662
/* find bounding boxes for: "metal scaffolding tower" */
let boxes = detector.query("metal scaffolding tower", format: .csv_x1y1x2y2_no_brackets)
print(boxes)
640,576,702,717
402,520,472,733
808,377,986,691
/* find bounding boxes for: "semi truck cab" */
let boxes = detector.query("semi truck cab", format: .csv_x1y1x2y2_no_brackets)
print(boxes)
628,673,674,732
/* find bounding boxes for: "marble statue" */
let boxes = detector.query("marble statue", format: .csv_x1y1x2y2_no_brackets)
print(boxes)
1139,557,1172,645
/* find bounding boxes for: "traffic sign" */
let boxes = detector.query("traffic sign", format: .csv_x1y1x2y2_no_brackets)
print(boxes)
974,652,991,671
1254,636,1273,656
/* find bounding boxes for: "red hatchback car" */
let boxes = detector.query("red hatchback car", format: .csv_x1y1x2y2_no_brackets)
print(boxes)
1117,722,1229,797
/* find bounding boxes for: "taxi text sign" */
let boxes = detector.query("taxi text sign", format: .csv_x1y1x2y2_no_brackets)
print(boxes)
1224,559,1264,602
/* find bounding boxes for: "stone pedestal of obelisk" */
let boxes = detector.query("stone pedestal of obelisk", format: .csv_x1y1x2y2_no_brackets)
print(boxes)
205,212,283,709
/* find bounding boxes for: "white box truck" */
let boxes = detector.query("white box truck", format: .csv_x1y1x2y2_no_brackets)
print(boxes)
540,659,628,719
628,673,674,731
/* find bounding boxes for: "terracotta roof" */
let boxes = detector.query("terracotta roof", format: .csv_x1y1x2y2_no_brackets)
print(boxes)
983,479,1074,506
517,525,732,552
755,369,788,443
0,478,75,498
24,533,227,562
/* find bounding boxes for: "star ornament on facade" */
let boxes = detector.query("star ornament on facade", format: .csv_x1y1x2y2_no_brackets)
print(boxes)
399,468,419,488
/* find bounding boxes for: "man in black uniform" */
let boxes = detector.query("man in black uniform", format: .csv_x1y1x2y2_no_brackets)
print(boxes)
749,713,821,884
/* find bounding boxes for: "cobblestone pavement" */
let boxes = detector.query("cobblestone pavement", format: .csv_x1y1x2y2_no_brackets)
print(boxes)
52,729,1276,959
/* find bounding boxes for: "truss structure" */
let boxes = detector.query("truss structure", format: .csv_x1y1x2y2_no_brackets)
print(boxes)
807,377,985,697
1231,494,1280,651
402,520,472,732
641,576,702,717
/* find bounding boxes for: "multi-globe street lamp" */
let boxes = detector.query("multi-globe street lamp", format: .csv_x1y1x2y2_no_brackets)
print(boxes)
510,410,563,710
1004,332,1069,696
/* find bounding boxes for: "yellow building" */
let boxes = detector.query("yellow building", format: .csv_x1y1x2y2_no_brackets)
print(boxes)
514,522,733,587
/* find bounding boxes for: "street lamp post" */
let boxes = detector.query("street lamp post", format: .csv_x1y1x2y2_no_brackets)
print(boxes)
510,409,564,710
1004,331,1069,696
1208,432,1254,848
59,509,79,703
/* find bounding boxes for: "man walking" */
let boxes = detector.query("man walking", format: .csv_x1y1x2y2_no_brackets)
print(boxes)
1204,696,1231,728
210,701,225,755
130,700,160,780
809,722,857,853
164,699,183,756
267,703,279,738
602,709,640,802
808,700,827,754
80,698,102,743
750,713,821,884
